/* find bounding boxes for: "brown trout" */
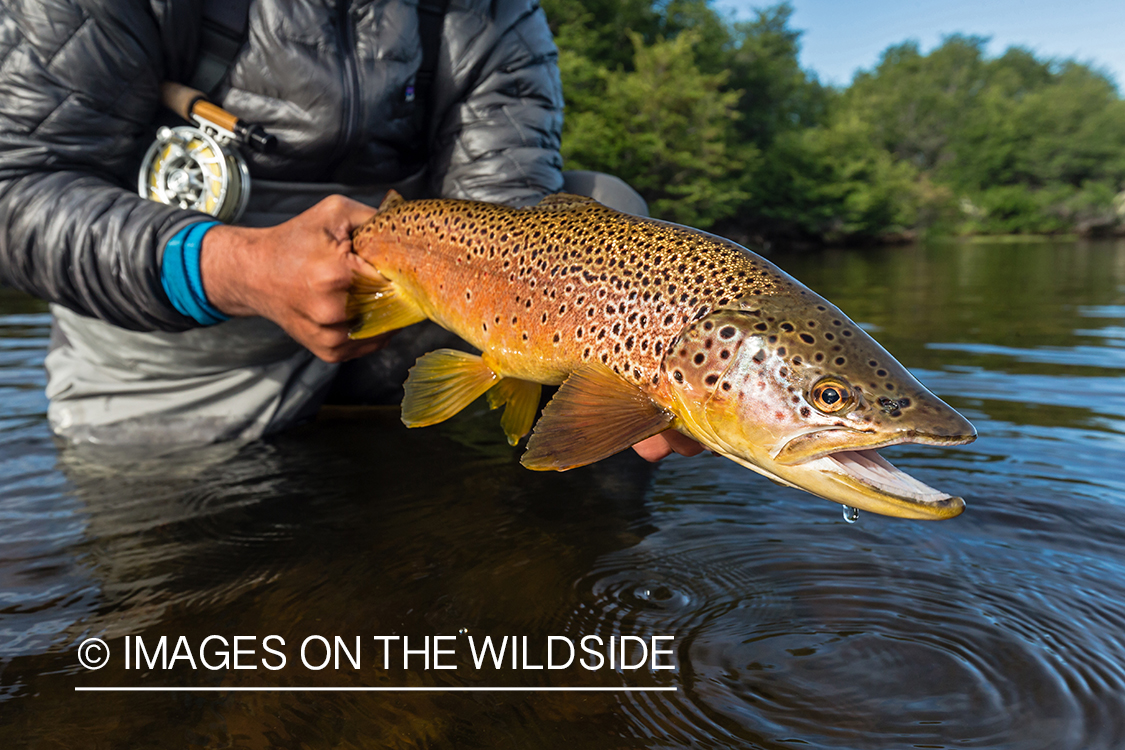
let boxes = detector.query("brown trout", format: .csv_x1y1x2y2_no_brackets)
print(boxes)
347,191,976,520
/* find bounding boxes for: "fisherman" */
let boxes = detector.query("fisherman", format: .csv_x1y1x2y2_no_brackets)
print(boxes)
0,0,696,460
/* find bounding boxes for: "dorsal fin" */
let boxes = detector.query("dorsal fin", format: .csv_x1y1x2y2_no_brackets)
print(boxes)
533,193,601,211
378,189,406,211
521,365,673,471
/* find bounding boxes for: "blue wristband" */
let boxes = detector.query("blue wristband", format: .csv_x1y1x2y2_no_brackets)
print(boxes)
161,221,229,326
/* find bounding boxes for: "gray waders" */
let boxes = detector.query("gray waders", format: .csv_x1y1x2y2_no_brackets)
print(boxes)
45,171,647,445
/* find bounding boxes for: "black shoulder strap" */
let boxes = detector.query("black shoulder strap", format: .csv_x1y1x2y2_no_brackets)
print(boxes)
410,0,451,169
415,0,450,125
190,0,253,96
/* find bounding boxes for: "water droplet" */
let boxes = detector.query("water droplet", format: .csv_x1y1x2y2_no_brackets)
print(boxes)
842,505,859,524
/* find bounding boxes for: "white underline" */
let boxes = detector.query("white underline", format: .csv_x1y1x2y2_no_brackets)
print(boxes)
75,686,676,693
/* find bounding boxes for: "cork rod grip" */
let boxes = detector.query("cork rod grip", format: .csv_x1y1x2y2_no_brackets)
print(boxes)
160,82,239,133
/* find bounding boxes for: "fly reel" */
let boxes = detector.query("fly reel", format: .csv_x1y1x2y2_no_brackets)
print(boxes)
138,125,250,222
138,83,276,223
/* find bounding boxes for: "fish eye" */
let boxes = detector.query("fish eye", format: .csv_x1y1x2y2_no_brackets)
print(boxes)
810,378,854,414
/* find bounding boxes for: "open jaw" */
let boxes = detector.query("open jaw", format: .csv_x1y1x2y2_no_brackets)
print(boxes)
803,448,965,519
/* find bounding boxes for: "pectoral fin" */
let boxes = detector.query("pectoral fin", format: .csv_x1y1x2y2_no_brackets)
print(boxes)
487,378,543,446
346,266,427,339
521,365,673,471
402,349,499,427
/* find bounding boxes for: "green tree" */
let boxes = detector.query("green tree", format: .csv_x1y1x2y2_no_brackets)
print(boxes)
559,31,755,227
543,1,1125,240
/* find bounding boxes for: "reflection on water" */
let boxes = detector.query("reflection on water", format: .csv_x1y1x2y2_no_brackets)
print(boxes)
2,240,1125,748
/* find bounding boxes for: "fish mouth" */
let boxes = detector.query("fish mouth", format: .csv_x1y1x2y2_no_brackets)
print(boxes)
764,422,974,519
774,425,976,466
801,448,966,520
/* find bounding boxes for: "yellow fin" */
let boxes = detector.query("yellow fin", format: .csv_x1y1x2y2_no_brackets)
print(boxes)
346,266,427,339
378,189,406,211
487,378,543,446
402,349,499,427
521,365,673,471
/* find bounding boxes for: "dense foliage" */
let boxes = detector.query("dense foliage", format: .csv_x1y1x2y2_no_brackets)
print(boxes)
541,0,1125,241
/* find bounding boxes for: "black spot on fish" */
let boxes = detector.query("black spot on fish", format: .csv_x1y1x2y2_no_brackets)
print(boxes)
835,357,846,365
800,333,815,344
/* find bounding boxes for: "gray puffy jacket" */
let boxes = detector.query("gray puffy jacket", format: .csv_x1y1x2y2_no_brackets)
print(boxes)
0,0,563,332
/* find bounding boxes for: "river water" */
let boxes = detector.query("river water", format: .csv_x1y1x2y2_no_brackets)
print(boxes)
1,238,1124,748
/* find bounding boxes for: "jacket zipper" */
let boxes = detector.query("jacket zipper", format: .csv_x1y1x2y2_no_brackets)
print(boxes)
333,0,360,166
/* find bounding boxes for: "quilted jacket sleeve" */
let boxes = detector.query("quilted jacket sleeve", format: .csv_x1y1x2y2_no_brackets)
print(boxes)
0,0,204,331
430,0,564,206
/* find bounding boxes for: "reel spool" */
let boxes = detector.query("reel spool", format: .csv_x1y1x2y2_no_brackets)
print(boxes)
138,83,275,224
138,125,250,223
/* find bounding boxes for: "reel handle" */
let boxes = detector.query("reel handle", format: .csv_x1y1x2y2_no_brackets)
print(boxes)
160,82,277,154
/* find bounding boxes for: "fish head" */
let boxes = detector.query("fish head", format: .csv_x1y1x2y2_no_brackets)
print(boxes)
662,294,976,520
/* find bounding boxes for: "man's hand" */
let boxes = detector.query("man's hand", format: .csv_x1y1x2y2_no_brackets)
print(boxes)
632,431,705,462
200,195,390,363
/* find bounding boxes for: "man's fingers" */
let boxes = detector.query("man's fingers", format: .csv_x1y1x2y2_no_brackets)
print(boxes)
348,253,386,279
662,430,705,457
304,322,392,363
632,434,673,462
319,195,378,239
632,431,705,463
